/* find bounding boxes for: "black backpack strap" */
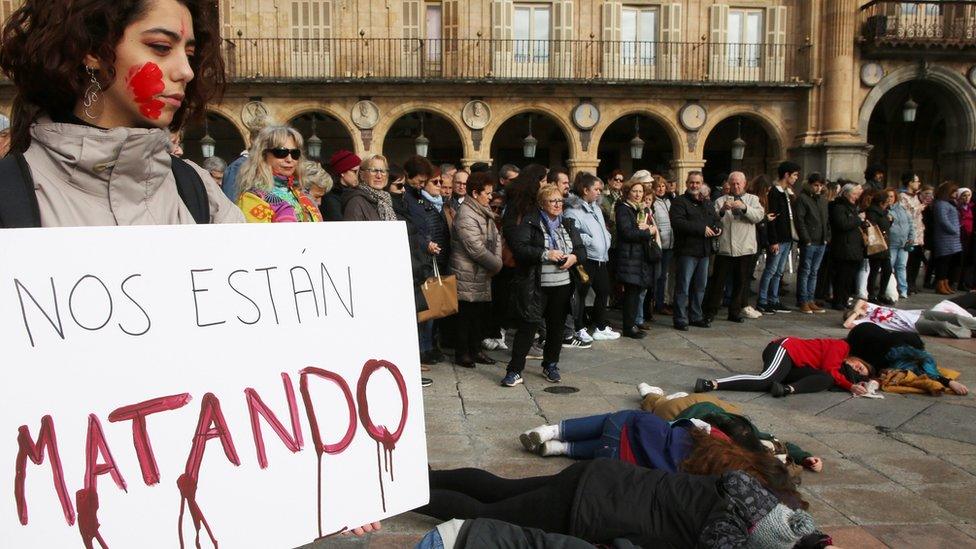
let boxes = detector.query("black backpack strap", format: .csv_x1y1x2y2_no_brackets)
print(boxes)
0,153,42,228
171,156,211,225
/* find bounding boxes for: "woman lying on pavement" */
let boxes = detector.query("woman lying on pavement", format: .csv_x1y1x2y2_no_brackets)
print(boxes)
637,385,824,474
693,336,874,398
842,295,976,339
518,407,801,502
845,322,969,395
416,459,833,549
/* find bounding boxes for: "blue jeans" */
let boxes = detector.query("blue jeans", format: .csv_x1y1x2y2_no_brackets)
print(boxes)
416,529,445,549
559,410,639,459
890,247,910,297
797,244,826,305
758,241,793,306
673,255,709,326
419,320,434,352
635,289,648,325
654,249,674,309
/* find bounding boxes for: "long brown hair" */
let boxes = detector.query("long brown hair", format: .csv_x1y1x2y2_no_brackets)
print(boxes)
681,430,808,509
0,0,225,153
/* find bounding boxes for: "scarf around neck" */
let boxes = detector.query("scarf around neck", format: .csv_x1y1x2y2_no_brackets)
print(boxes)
539,210,564,250
422,189,444,212
360,185,398,221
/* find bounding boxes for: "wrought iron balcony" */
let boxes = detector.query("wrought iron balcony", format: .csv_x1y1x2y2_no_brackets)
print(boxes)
221,38,811,86
860,1,976,53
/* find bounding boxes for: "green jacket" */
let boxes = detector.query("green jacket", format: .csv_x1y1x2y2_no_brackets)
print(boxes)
674,402,812,463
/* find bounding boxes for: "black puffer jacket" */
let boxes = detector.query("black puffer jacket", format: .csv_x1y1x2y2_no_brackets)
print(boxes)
865,204,892,259
614,201,656,287
669,192,720,258
829,197,865,261
320,183,348,221
405,185,451,270
794,187,831,246
504,214,586,323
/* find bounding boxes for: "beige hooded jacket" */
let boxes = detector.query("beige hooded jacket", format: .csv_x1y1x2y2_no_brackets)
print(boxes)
22,118,244,227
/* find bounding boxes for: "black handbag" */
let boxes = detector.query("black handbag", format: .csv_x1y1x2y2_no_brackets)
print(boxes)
644,239,662,262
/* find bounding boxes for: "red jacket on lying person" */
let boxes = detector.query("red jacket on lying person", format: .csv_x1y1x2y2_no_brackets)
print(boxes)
777,337,853,390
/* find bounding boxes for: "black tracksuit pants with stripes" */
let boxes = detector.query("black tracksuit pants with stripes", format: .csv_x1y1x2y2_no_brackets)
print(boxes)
715,339,836,394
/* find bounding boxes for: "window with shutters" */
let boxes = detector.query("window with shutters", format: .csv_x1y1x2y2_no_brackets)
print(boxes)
513,4,550,64
291,1,331,54
621,6,658,66
901,2,941,16
727,8,762,68
219,0,233,40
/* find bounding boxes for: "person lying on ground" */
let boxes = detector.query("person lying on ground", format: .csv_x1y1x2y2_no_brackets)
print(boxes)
518,408,801,500
416,459,832,549
842,297,976,339
637,384,823,473
846,323,969,395
694,336,874,398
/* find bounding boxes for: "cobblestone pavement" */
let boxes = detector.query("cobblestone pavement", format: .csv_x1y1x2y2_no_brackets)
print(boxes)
314,290,976,548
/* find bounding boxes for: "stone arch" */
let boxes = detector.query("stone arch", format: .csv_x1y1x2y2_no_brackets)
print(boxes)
373,102,471,159
858,64,976,152
488,109,574,170
590,108,683,159
181,109,246,165
278,105,362,153
483,104,580,159
697,107,789,163
205,104,248,145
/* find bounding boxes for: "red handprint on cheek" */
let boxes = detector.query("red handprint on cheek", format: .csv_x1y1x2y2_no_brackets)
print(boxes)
128,63,165,120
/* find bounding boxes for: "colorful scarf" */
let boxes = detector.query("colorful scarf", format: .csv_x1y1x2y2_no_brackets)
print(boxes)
271,174,321,222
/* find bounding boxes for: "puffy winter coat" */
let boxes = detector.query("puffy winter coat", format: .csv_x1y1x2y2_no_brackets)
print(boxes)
651,197,674,250
564,194,612,262
406,185,452,268
614,201,656,287
932,199,962,257
22,116,243,226
887,202,916,251
669,192,720,258
794,188,831,246
829,197,865,261
450,199,502,302
865,204,892,259
713,193,764,257
505,214,586,323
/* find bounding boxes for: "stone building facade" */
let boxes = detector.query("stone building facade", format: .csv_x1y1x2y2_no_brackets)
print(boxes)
1,0,974,187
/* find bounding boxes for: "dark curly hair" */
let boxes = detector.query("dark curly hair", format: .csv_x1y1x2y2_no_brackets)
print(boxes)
0,0,225,153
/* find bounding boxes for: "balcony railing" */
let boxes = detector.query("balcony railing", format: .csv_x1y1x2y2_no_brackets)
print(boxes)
221,38,811,85
860,1,976,49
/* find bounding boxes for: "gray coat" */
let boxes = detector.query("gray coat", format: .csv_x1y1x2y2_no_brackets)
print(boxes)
652,198,674,250
450,199,503,302
887,202,916,251
713,193,764,257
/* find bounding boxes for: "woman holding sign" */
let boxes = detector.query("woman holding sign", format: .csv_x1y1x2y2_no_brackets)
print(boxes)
0,0,244,227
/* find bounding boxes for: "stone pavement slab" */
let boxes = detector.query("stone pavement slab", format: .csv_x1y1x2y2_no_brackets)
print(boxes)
309,290,976,547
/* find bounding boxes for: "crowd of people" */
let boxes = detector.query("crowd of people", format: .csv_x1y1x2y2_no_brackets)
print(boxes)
1,1,973,547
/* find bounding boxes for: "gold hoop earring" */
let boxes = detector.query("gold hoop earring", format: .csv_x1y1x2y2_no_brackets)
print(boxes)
83,66,102,120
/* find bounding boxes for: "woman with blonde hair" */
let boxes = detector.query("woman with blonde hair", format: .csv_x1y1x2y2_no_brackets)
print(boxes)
237,125,322,223
343,154,398,222
615,172,658,338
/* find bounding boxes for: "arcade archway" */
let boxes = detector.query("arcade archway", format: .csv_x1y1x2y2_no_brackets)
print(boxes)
490,112,570,170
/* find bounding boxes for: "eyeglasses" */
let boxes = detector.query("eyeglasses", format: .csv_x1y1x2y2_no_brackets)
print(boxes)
545,199,563,205
367,168,389,175
389,183,405,190
265,147,302,160
613,177,624,182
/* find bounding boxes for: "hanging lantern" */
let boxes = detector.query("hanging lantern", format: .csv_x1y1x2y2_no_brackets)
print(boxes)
902,96,918,123
630,115,644,160
200,117,216,158
522,114,537,159
306,115,322,160
415,114,430,157
730,118,746,161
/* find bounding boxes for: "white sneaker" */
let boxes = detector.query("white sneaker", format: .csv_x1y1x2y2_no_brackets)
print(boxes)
591,326,621,341
637,383,664,397
482,338,499,350
741,306,763,319
577,328,594,344
665,391,689,400
495,337,509,350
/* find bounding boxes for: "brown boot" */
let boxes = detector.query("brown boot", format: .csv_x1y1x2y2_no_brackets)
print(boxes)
936,279,953,295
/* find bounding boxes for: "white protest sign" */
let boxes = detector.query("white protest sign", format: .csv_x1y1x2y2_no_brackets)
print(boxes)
0,222,429,548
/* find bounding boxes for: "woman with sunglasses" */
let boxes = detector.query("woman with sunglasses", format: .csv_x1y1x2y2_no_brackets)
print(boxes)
502,185,586,387
0,0,242,227
237,126,322,223
343,154,397,221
